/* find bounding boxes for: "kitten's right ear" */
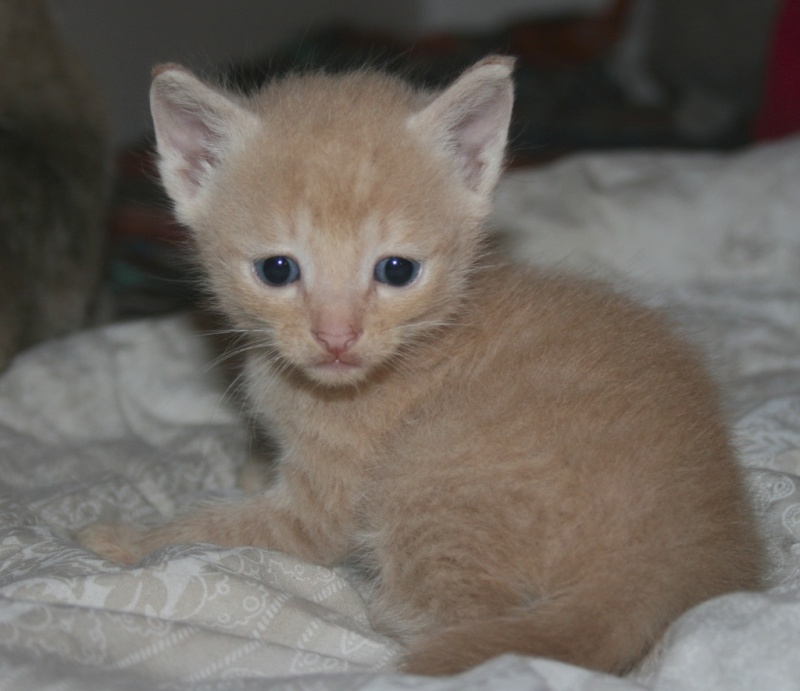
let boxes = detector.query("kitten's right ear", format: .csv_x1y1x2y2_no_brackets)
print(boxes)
150,64,257,222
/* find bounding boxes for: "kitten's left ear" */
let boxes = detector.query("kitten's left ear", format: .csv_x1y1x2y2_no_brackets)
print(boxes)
409,56,515,199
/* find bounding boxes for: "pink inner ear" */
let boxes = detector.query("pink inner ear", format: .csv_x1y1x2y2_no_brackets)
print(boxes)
453,101,503,190
437,79,512,195
163,105,221,189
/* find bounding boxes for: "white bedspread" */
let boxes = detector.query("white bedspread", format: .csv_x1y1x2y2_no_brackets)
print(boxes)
2,137,800,690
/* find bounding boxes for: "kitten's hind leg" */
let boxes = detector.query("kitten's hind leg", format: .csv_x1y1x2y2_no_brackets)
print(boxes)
400,595,654,676
370,534,664,676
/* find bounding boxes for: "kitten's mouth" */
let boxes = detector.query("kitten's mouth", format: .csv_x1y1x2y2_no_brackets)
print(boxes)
317,356,361,370
307,354,367,385
313,351,363,371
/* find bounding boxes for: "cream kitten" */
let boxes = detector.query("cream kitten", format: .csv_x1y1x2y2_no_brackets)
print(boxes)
80,56,762,676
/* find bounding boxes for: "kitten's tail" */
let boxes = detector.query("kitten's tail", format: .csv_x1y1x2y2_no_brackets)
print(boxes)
400,598,660,677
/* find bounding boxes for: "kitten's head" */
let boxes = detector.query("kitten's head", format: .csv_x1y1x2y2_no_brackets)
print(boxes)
150,57,514,386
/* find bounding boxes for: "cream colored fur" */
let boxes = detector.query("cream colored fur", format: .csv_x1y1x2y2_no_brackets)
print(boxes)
80,57,762,676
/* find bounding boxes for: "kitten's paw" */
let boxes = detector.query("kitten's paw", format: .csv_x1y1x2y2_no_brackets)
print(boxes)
78,523,147,566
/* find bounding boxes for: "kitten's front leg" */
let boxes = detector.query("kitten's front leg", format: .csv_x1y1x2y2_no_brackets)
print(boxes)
238,449,276,494
79,469,355,567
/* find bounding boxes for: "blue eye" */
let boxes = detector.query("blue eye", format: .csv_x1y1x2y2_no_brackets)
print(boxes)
253,256,300,286
374,257,420,287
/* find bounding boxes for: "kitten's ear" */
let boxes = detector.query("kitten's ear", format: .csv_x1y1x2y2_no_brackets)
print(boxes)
150,64,258,221
409,56,515,199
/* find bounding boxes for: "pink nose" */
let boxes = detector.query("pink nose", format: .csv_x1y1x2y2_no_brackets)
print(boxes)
313,329,361,357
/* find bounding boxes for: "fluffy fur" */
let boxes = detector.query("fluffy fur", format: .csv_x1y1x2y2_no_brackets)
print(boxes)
80,56,762,676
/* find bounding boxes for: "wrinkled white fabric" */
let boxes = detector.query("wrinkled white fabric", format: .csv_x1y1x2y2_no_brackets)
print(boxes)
494,136,800,286
1,137,800,689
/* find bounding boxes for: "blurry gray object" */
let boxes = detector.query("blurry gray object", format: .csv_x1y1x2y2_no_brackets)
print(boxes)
0,0,110,371
613,0,782,140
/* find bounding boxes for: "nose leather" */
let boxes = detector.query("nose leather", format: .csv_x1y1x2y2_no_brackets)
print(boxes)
313,329,361,357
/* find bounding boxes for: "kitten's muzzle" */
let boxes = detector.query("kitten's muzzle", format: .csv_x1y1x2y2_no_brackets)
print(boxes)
313,328,361,359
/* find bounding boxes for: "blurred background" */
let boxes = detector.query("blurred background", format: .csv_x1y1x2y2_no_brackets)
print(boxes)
50,0,617,149
49,0,788,152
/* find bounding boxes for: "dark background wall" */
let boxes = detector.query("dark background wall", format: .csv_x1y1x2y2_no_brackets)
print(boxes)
46,0,611,147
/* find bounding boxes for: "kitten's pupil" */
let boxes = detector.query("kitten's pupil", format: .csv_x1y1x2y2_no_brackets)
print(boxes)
375,257,420,287
254,256,300,286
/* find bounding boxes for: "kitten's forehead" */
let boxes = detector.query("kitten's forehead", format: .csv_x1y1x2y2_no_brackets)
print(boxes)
231,149,426,245
292,205,418,252
225,81,450,242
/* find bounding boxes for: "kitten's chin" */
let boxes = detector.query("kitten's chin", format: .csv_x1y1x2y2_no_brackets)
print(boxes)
306,359,372,387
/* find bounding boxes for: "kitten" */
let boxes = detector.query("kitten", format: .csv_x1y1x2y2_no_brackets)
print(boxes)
0,0,109,370
80,56,762,676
